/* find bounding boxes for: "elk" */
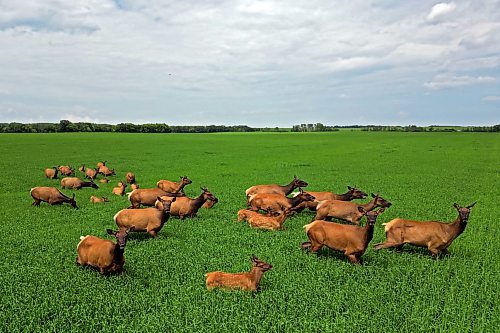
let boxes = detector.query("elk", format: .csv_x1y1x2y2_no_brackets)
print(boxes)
99,178,110,183
373,203,476,257
237,209,294,231
245,175,308,202
85,167,99,180
157,176,192,194
78,164,85,173
293,186,368,212
156,187,217,219
248,188,315,215
114,197,176,238
61,177,98,190
76,228,133,275
96,161,107,168
112,180,127,196
313,193,392,224
301,208,385,264
128,188,184,209
58,165,74,176
30,187,78,208
126,172,136,184
205,255,273,292
90,195,109,203
99,166,115,177
44,166,59,179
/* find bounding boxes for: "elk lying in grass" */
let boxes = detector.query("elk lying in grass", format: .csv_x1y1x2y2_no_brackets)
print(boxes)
90,195,109,203
58,165,74,176
126,172,136,184
30,187,78,208
128,188,184,208
373,203,476,257
157,176,192,194
205,255,272,291
61,177,98,190
294,186,368,212
76,228,133,275
85,167,99,180
248,188,315,215
114,197,176,238
245,175,308,202
156,187,217,219
44,167,59,179
99,178,109,183
237,209,293,230
112,181,127,196
302,208,385,264
313,193,392,224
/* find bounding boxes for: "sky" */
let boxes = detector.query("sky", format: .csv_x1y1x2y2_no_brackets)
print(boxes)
0,0,499,126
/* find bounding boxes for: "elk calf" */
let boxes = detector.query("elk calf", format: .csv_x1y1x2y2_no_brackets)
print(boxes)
373,203,476,257
61,177,98,190
112,181,127,196
30,187,78,208
205,255,272,291
302,208,385,264
114,197,176,238
237,209,293,230
313,193,391,224
90,195,109,203
44,167,59,179
76,228,133,275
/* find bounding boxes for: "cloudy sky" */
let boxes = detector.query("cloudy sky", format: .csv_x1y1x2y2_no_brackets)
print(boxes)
1,0,499,126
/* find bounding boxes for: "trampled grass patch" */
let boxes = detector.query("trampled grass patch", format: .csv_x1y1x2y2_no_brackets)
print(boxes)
0,132,498,332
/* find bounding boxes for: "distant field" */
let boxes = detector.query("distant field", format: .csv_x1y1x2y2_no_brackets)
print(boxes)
0,132,498,332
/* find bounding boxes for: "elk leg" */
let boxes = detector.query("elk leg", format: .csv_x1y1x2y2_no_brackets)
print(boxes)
310,244,322,253
301,241,312,250
373,241,402,250
32,199,41,206
148,230,158,238
346,254,360,264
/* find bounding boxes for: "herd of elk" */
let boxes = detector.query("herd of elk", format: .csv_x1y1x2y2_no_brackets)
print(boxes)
34,164,476,287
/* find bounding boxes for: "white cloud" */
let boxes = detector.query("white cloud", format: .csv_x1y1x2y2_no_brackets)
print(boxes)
424,74,496,90
482,95,500,101
427,2,457,22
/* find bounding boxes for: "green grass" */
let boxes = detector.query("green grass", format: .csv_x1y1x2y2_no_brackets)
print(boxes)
0,132,498,332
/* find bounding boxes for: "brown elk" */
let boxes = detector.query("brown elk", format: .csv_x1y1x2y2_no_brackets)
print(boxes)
90,195,109,203
96,161,107,168
99,178,110,183
156,187,217,219
61,177,98,190
301,208,385,264
313,193,392,224
99,165,115,177
85,167,99,180
205,255,273,291
44,166,59,179
30,187,78,208
128,188,184,209
237,209,294,231
126,172,136,184
294,186,368,212
114,197,176,238
58,165,74,176
373,203,476,257
78,164,85,173
248,188,315,215
112,180,127,196
76,228,133,275
245,175,308,202
157,176,192,194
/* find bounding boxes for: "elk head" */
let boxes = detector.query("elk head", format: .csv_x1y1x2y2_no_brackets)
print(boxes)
180,176,193,185
371,193,392,208
251,255,273,271
347,186,368,199
90,180,99,189
107,227,134,250
453,202,476,223
69,193,78,209
293,175,308,188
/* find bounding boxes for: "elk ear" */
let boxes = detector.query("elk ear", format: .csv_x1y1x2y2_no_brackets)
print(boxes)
371,193,376,198
157,196,162,202
251,254,258,262
358,206,366,214
106,229,115,236
72,193,75,200
347,186,353,190
171,196,177,202
453,203,460,209
467,202,477,209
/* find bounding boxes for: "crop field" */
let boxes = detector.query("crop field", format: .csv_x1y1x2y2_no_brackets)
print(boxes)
0,131,498,332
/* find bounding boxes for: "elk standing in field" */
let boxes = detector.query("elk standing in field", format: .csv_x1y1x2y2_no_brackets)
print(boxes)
313,193,391,224
205,255,273,292
76,228,133,275
112,180,127,196
61,177,99,190
30,187,78,208
99,166,115,177
302,208,385,264
157,176,192,194
373,203,476,257
114,197,176,238
44,167,59,179
128,188,184,208
237,209,294,231
245,175,308,203
90,195,109,203
157,187,218,219
294,186,368,212
85,167,99,180
58,165,74,176
248,188,315,215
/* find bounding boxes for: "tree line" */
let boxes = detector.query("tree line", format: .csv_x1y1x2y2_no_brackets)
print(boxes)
0,120,498,133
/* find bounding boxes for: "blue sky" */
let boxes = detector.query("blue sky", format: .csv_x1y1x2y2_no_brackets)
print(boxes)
0,0,499,126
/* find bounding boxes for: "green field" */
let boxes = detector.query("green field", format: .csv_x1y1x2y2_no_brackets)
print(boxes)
0,132,498,332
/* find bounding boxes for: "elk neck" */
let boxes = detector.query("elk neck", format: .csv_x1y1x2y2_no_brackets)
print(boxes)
281,180,297,196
